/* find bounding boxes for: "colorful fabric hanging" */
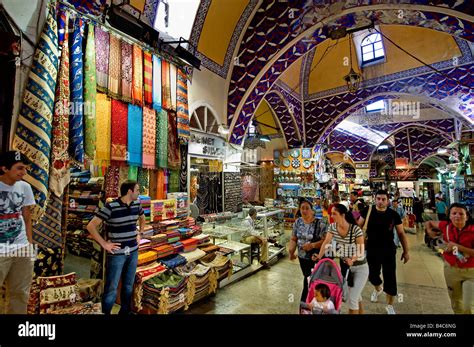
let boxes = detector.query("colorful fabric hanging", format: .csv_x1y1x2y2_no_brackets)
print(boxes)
105,164,120,198
33,247,64,278
141,0,160,27
152,55,162,111
49,12,71,198
66,0,107,16
32,193,64,249
84,23,97,161
161,60,171,110
179,143,188,192
156,109,168,168
176,69,190,143
167,111,180,169
111,99,128,162
170,63,177,111
95,26,109,92
119,165,129,188
58,10,67,47
132,44,143,106
148,169,158,199
142,107,156,169
108,34,122,98
138,168,150,196
128,165,138,181
70,17,85,165
12,9,59,221
143,51,153,107
157,169,166,199
95,93,111,165
128,104,143,167
169,170,179,193
121,41,133,103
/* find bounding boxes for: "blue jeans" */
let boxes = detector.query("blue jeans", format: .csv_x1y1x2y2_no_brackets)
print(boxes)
102,250,138,314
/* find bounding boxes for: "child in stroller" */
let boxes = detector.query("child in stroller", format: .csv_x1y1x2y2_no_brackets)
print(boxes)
300,258,343,314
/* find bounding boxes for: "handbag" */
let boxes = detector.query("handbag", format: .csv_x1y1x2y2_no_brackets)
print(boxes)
307,219,323,257
342,225,355,302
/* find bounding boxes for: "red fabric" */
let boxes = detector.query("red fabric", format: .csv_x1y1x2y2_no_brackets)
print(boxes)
143,51,153,107
439,221,474,268
328,204,335,224
111,99,128,162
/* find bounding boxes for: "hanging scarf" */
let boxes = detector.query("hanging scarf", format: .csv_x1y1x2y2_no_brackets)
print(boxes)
108,34,122,99
161,59,171,110
167,111,180,169
169,170,179,193
95,93,111,166
12,9,59,221
70,17,85,165
128,104,142,167
129,165,138,181
176,68,190,143
138,168,150,196
156,109,168,168
119,165,129,187
95,26,109,93
105,164,120,199
49,12,71,198
111,99,128,162
84,23,97,161
143,51,153,107
170,63,177,111
157,169,166,199
179,143,188,192
121,40,133,103
132,44,143,106
152,55,162,111
142,107,156,169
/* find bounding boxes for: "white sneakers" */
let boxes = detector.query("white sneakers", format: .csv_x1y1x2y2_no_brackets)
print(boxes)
370,287,384,302
386,305,396,314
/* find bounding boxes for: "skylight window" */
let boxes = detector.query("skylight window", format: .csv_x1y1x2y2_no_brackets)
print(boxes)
366,100,385,113
154,0,200,41
361,33,385,65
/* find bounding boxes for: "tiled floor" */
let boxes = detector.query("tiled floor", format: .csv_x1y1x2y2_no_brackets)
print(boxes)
185,231,456,314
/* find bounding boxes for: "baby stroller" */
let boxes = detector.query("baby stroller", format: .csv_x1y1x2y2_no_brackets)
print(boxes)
300,258,343,314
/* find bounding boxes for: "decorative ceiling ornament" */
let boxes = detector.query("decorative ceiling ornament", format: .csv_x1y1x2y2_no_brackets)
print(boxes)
244,136,266,149
343,34,362,94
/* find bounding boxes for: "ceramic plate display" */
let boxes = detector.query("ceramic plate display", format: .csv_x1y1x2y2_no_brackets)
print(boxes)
302,148,312,159
290,149,300,158
274,158,281,166
277,188,283,195
303,160,312,169
274,150,280,159
281,150,289,158
291,159,300,168
282,158,291,167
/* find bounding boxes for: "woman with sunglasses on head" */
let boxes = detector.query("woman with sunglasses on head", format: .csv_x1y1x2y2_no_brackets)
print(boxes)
314,204,368,314
289,199,328,303
425,203,474,314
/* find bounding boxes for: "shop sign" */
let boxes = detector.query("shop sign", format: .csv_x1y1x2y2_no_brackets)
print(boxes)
355,163,369,169
386,169,417,181
189,132,225,157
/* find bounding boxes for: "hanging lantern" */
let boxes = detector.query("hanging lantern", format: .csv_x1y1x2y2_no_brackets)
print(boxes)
343,67,361,93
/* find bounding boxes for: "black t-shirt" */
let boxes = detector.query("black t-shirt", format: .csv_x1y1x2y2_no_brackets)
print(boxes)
360,206,402,251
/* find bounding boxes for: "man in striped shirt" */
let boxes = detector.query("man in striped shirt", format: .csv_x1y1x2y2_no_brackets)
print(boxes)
87,180,145,314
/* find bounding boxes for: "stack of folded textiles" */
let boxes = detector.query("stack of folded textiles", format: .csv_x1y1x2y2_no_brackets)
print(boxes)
167,193,188,220
171,241,184,254
133,261,167,312
199,244,220,254
149,233,167,247
180,249,206,264
199,253,233,282
181,238,198,252
193,233,210,246
160,254,187,269
137,250,158,266
174,262,213,303
141,271,188,313
139,196,152,223
153,244,174,259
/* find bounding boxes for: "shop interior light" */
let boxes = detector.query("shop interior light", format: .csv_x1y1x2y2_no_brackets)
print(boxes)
437,148,448,154
259,135,271,142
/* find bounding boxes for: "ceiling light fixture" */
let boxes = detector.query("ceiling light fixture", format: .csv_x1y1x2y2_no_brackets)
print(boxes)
343,33,362,94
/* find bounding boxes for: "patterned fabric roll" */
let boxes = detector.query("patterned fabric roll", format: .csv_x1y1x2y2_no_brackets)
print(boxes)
156,109,168,168
128,104,143,167
179,143,188,192
12,9,59,221
58,10,67,47
132,44,143,106
108,34,122,98
49,12,71,198
32,193,65,250
111,99,128,162
138,168,150,196
94,93,111,165
170,63,177,111
142,107,156,169
176,69,190,143
167,111,180,170
105,164,120,199
161,60,171,110
121,41,133,103
152,55,161,111
143,51,153,107
95,26,109,92
70,17,85,165
84,23,97,161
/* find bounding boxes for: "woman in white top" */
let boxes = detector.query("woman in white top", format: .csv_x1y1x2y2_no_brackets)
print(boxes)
314,204,369,314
